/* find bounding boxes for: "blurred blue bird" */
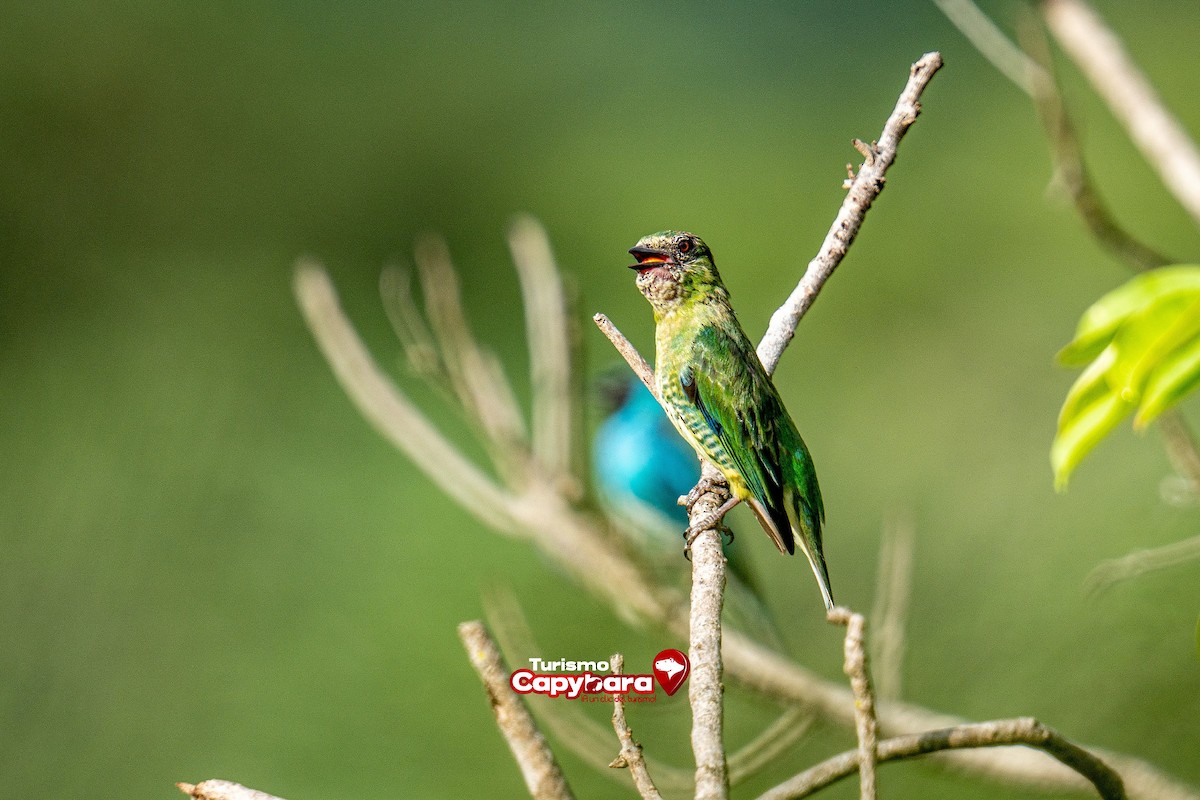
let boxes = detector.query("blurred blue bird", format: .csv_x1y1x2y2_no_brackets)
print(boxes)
593,374,778,643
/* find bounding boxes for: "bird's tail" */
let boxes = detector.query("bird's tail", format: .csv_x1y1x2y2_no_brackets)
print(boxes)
790,491,834,611
747,491,834,611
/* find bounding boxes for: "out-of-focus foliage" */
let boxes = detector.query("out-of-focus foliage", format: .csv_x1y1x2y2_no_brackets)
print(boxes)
1053,266,1200,489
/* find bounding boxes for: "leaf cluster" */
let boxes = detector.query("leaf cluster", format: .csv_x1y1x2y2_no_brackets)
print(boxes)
1053,266,1200,489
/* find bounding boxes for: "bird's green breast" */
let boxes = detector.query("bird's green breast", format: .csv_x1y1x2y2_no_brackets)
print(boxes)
653,303,747,494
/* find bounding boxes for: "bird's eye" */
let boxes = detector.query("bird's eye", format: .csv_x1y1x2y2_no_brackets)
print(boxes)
679,238,692,254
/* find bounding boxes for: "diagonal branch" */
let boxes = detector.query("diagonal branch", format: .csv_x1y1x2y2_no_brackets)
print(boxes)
1042,0,1200,229
757,51,943,376
458,621,576,800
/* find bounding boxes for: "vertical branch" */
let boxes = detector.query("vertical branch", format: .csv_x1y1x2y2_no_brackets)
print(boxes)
1043,0,1200,228
458,621,576,800
509,215,574,476
689,464,731,800
609,654,665,800
828,608,879,800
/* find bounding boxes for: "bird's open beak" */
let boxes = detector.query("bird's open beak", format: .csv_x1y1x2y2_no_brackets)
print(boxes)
628,245,671,271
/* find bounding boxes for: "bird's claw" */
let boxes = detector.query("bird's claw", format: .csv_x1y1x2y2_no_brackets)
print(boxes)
679,474,729,514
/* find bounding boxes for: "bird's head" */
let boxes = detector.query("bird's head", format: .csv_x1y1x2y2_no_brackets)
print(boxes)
628,230,725,314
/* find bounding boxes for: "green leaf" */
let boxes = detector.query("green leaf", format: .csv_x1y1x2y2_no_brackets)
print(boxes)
1107,294,1200,404
1058,265,1200,366
1052,346,1134,491
1135,331,1200,427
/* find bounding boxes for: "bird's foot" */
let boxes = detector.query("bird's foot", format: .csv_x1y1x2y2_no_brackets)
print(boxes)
682,495,741,548
678,473,729,514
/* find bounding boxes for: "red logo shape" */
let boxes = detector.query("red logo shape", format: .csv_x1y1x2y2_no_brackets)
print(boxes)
652,649,690,696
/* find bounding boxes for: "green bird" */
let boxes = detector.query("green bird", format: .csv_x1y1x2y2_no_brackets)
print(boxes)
628,230,833,610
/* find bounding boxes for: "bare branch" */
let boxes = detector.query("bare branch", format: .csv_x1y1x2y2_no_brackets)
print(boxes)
177,781,285,800
293,262,518,528
689,465,732,800
757,51,944,376
509,215,573,476
609,654,665,800
827,609,879,800
1043,0,1200,229
869,511,914,702
1017,11,1171,271
593,313,657,397
756,717,1126,800
458,621,576,800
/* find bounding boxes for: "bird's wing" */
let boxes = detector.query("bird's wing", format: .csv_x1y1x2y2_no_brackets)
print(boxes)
681,324,794,554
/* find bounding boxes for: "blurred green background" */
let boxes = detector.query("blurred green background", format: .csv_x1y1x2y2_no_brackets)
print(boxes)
2,1,1198,797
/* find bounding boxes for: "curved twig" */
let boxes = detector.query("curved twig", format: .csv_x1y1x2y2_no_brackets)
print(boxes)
756,717,1126,800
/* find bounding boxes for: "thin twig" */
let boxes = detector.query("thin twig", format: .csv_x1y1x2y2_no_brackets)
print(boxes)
756,717,1126,800
1085,532,1200,595
458,621,576,800
868,511,915,702
757,51,944,376
509,215,573,476
176,781,285,800
1018,10,1170,271
609,654,665,800
827,608,878,800
1043,0,1200,229
931,0,1046,94
593,313,657,397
